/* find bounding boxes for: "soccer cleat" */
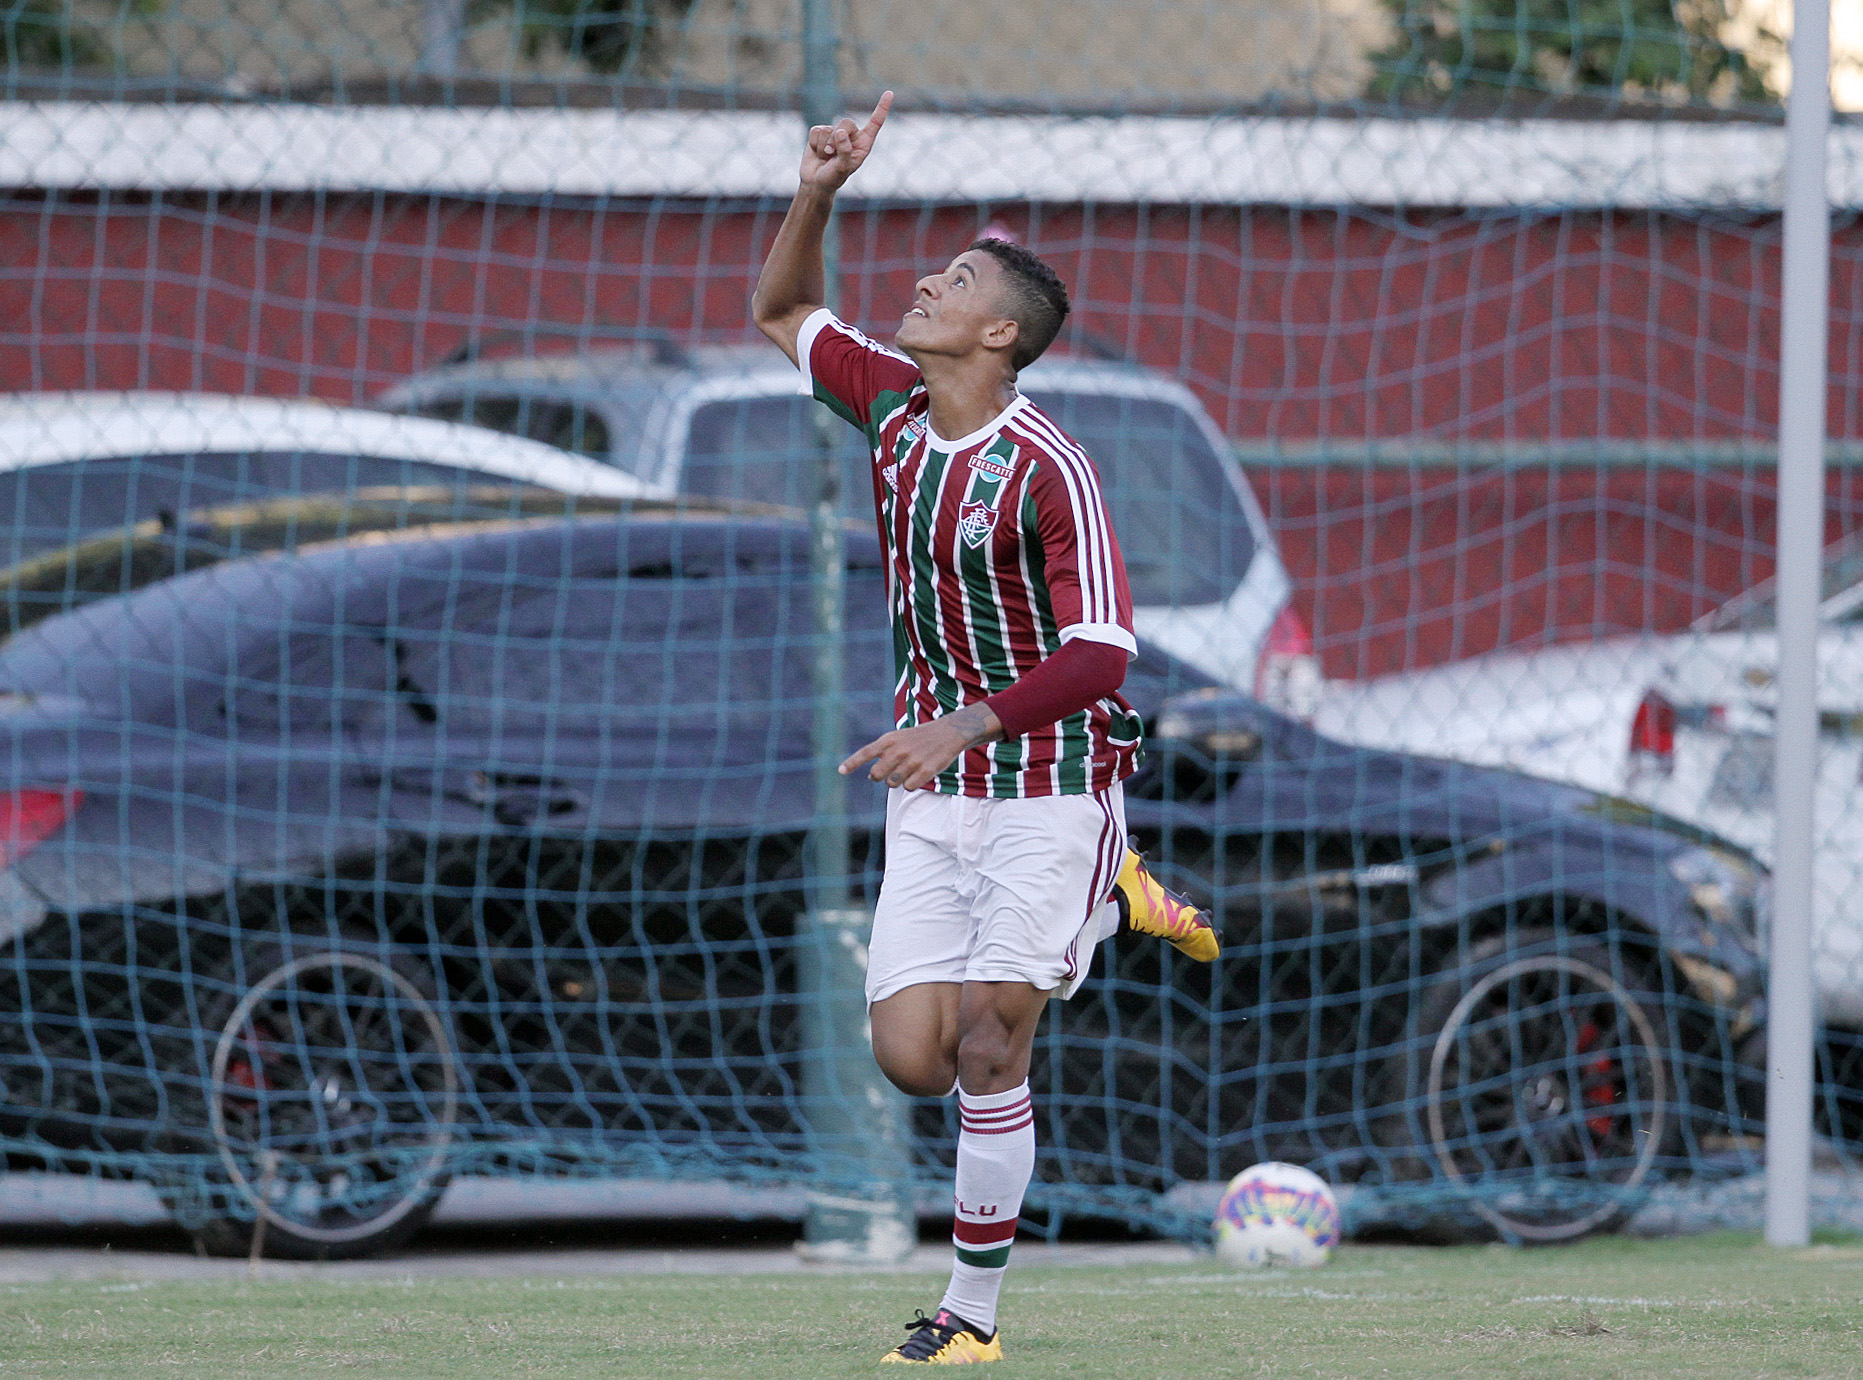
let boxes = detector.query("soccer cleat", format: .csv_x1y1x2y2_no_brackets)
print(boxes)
879,1309,1003,1365
1112,848,1219,962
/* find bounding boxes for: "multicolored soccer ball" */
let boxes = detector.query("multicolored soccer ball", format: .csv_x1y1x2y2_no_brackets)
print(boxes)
1212,1162,1341,1268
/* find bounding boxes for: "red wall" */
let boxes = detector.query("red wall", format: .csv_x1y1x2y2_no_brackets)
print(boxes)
0,192,1842,678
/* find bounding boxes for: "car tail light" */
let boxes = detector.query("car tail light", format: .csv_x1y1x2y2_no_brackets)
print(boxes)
1628,690,1678,774
1254,605,1322,719
0,789,79,869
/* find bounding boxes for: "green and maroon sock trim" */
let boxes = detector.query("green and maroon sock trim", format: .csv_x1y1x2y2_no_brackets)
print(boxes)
953,1215,1017,1270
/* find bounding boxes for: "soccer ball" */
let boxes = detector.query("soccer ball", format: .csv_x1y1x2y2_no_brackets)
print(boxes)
1212,1162,1341,1269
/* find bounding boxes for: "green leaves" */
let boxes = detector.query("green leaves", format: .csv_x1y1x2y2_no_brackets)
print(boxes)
0,0,107,71
471,0,695,76
1370,0,1779,106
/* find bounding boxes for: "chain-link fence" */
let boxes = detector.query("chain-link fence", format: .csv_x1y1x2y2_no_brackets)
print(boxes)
0,0,1841,1258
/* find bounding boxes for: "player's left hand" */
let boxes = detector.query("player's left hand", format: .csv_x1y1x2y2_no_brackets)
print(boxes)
840,704,1002,791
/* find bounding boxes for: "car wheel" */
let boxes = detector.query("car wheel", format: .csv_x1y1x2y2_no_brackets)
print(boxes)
1409,929,1674,1242
162,930,460,1260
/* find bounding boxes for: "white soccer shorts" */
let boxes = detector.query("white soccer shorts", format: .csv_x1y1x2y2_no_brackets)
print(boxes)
864,783,1126,1005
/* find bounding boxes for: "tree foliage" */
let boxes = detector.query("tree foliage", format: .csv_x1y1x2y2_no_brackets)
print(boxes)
1,0,105,70
473,0,698,76
1370,0,1779,106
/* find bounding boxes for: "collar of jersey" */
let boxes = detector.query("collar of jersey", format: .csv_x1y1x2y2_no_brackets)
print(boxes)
921,392,1029,453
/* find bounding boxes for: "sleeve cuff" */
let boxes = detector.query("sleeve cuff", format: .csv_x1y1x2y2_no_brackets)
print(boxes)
1060,622,1138,659
794,307,836,398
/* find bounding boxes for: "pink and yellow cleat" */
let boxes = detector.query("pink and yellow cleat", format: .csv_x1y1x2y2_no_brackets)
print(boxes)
1112,849,1219,962
880,1309,1002,1365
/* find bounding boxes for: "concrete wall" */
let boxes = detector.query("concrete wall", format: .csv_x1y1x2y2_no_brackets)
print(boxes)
666,0,1384,106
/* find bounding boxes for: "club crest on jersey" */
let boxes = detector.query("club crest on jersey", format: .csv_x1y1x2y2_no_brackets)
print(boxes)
958,499,1000,548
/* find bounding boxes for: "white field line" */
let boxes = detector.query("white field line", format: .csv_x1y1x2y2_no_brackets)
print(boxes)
0,102,1849,208
1510,1294,1751,1307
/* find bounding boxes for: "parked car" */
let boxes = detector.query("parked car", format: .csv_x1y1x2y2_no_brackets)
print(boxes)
1311,535,1863,1028
376,338,1318,708
1310,637,1663,800
0,508,1773,1259
1621,537,1863,1027
0,391,650,568
0,489,743,637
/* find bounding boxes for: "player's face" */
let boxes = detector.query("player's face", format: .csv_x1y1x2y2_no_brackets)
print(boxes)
895,251,1017,360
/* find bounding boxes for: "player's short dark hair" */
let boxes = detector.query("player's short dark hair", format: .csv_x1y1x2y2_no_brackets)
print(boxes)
969,238,1070,371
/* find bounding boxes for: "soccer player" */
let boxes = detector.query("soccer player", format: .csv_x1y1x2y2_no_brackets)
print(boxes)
752,91,1219,1365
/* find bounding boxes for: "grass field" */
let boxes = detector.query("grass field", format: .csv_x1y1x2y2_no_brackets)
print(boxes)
2,1232,1862,1379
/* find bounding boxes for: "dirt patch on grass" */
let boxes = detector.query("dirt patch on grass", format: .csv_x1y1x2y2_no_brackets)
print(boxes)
1546,1311,1615,1337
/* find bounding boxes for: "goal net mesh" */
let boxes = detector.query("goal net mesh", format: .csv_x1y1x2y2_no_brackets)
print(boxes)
0,0,1843,1251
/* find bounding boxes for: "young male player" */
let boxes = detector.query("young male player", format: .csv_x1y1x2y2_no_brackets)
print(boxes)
752,91,1219,1365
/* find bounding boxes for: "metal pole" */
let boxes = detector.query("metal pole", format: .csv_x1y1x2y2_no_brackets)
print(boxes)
795,0,915,1264
418,0,464,77
1766,0,1831,1251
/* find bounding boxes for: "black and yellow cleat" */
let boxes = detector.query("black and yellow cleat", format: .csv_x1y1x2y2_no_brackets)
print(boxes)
1112,848,1219,962
880,1309,1003,1365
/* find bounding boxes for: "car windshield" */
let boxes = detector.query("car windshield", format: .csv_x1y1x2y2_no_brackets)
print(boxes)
1026,392,1253,608
410,383,660,475
683,390,1253,608
682,395,875,514
1698,535,1863,632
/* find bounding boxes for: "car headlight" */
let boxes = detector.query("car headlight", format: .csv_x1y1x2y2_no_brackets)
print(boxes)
1668,845,1768,938
1154,691,1263,760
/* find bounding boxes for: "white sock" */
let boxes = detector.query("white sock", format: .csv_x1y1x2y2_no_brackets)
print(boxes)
938,1081,1035,1336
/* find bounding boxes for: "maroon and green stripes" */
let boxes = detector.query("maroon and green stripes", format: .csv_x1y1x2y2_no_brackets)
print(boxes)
806,311,1143,799
953,1214,1018,1270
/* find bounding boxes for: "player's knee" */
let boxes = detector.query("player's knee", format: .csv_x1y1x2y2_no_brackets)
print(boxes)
954,1027,1023,1094
871,1033,955,1098
881,1061,954,1098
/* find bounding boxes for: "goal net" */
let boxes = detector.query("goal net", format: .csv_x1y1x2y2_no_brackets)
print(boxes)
0,0,1838,1253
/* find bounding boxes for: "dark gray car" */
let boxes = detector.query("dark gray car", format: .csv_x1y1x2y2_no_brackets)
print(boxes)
0,509,1779,1261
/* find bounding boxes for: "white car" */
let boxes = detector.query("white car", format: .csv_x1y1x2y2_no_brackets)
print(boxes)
1311,636,1671,797
378,342,1320,707
1312,550,1863,1021
1625,546,1863,1024
0,391,652,564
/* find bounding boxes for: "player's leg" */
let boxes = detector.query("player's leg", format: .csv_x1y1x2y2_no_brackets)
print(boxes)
865,788,974,1097
870,981,961,1097
884,790,1118,1365
882,979,1045,1365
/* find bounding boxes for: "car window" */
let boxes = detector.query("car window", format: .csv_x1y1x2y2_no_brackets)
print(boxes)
0,453,530,563
386,568,814,737
689,391,1255,608
413,395,612,463
1700,535,1863,632
682,396,872,513
1024,392,1254,609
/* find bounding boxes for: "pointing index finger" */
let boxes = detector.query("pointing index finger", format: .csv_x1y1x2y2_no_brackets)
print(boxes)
862,90,894,138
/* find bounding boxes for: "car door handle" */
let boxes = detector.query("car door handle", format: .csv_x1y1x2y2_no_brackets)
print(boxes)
464,771,586,827
361,766,586,826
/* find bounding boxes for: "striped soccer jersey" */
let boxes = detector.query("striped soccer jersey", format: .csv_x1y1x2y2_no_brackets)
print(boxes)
797,308,1143,799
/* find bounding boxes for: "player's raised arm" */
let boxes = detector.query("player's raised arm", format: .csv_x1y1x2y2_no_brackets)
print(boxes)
751,90,893,365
